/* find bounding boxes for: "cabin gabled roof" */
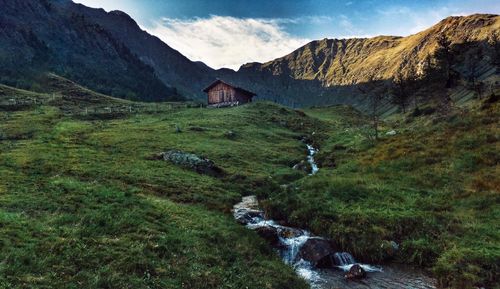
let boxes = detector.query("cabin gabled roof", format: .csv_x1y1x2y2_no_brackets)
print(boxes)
202,79,256,96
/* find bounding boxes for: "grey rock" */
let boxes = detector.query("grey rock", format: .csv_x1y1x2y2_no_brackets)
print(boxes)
224,130,237,139
381,240,399,259
298,237,336,266
161,150,224,177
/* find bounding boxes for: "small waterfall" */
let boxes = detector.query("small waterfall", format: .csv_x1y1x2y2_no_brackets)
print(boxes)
333,252,356,266
280,233,310,265
233,196,437,288
333,252,383,273
306,144,319,175
233,196,321,286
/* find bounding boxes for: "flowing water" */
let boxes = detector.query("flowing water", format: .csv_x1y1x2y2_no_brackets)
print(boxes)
306,144,319,175
233,144,437,289
233,195,437,289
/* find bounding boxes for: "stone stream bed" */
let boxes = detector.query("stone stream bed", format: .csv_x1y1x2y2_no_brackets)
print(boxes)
233,196,437,289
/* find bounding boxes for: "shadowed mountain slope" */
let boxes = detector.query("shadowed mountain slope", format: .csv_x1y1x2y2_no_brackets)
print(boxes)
0,0,184,101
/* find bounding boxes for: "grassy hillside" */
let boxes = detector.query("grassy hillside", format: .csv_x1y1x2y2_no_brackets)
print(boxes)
1,81,498,288
0,85,320,288
263,99,499,288
1,74,195,116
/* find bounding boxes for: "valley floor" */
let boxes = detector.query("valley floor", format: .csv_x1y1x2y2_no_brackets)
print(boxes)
0,85,498,288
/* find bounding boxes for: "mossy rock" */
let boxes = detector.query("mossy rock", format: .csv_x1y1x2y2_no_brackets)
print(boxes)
162,150,224,177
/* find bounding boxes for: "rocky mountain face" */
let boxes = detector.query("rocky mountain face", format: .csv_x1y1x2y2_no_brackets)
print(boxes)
234,14,500,108
0,0,184,101
0,0,498,107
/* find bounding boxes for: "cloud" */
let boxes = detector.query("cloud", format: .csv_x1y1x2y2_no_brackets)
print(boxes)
339,15,361,35
376,2,500,36
146,16,310,70
376,6,457,35
272,16,334,25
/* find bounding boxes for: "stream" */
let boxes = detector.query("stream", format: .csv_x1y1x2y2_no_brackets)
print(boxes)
233,143,437,289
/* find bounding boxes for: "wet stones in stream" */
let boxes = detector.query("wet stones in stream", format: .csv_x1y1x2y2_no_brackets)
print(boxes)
298,238,337,267
233,195,437,288
345,264,367,280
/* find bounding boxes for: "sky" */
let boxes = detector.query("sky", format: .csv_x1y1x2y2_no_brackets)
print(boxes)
73,0,500,70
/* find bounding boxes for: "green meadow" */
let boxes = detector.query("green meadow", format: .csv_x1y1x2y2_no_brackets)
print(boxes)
0,82,498,288
0,84,317,288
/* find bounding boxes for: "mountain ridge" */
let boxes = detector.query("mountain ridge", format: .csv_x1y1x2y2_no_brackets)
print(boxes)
233,13,499,108
0,1,498,108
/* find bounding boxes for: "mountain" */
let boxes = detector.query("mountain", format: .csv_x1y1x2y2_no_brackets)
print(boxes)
0,1,498,108
65,2,216,99
232,14,500,108
0,0,184,101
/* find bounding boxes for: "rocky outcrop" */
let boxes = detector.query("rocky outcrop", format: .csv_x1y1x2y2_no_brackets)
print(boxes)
160,150,224,177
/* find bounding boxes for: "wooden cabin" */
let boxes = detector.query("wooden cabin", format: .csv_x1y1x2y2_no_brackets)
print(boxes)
203,79,256,107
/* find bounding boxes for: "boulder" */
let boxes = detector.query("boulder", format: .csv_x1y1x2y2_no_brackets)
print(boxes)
345,264,366,280
255,226,281,247
298,237,336,266
224,130,237,139
233,208,263,225
277,227,303,239
161,150,224,177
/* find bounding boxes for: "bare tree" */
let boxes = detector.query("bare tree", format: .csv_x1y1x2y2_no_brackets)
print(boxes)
466,46,486,99
359,75,388,141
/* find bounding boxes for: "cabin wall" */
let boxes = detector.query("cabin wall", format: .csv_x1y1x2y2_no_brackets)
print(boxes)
234,90,252,103
207,83,236,104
